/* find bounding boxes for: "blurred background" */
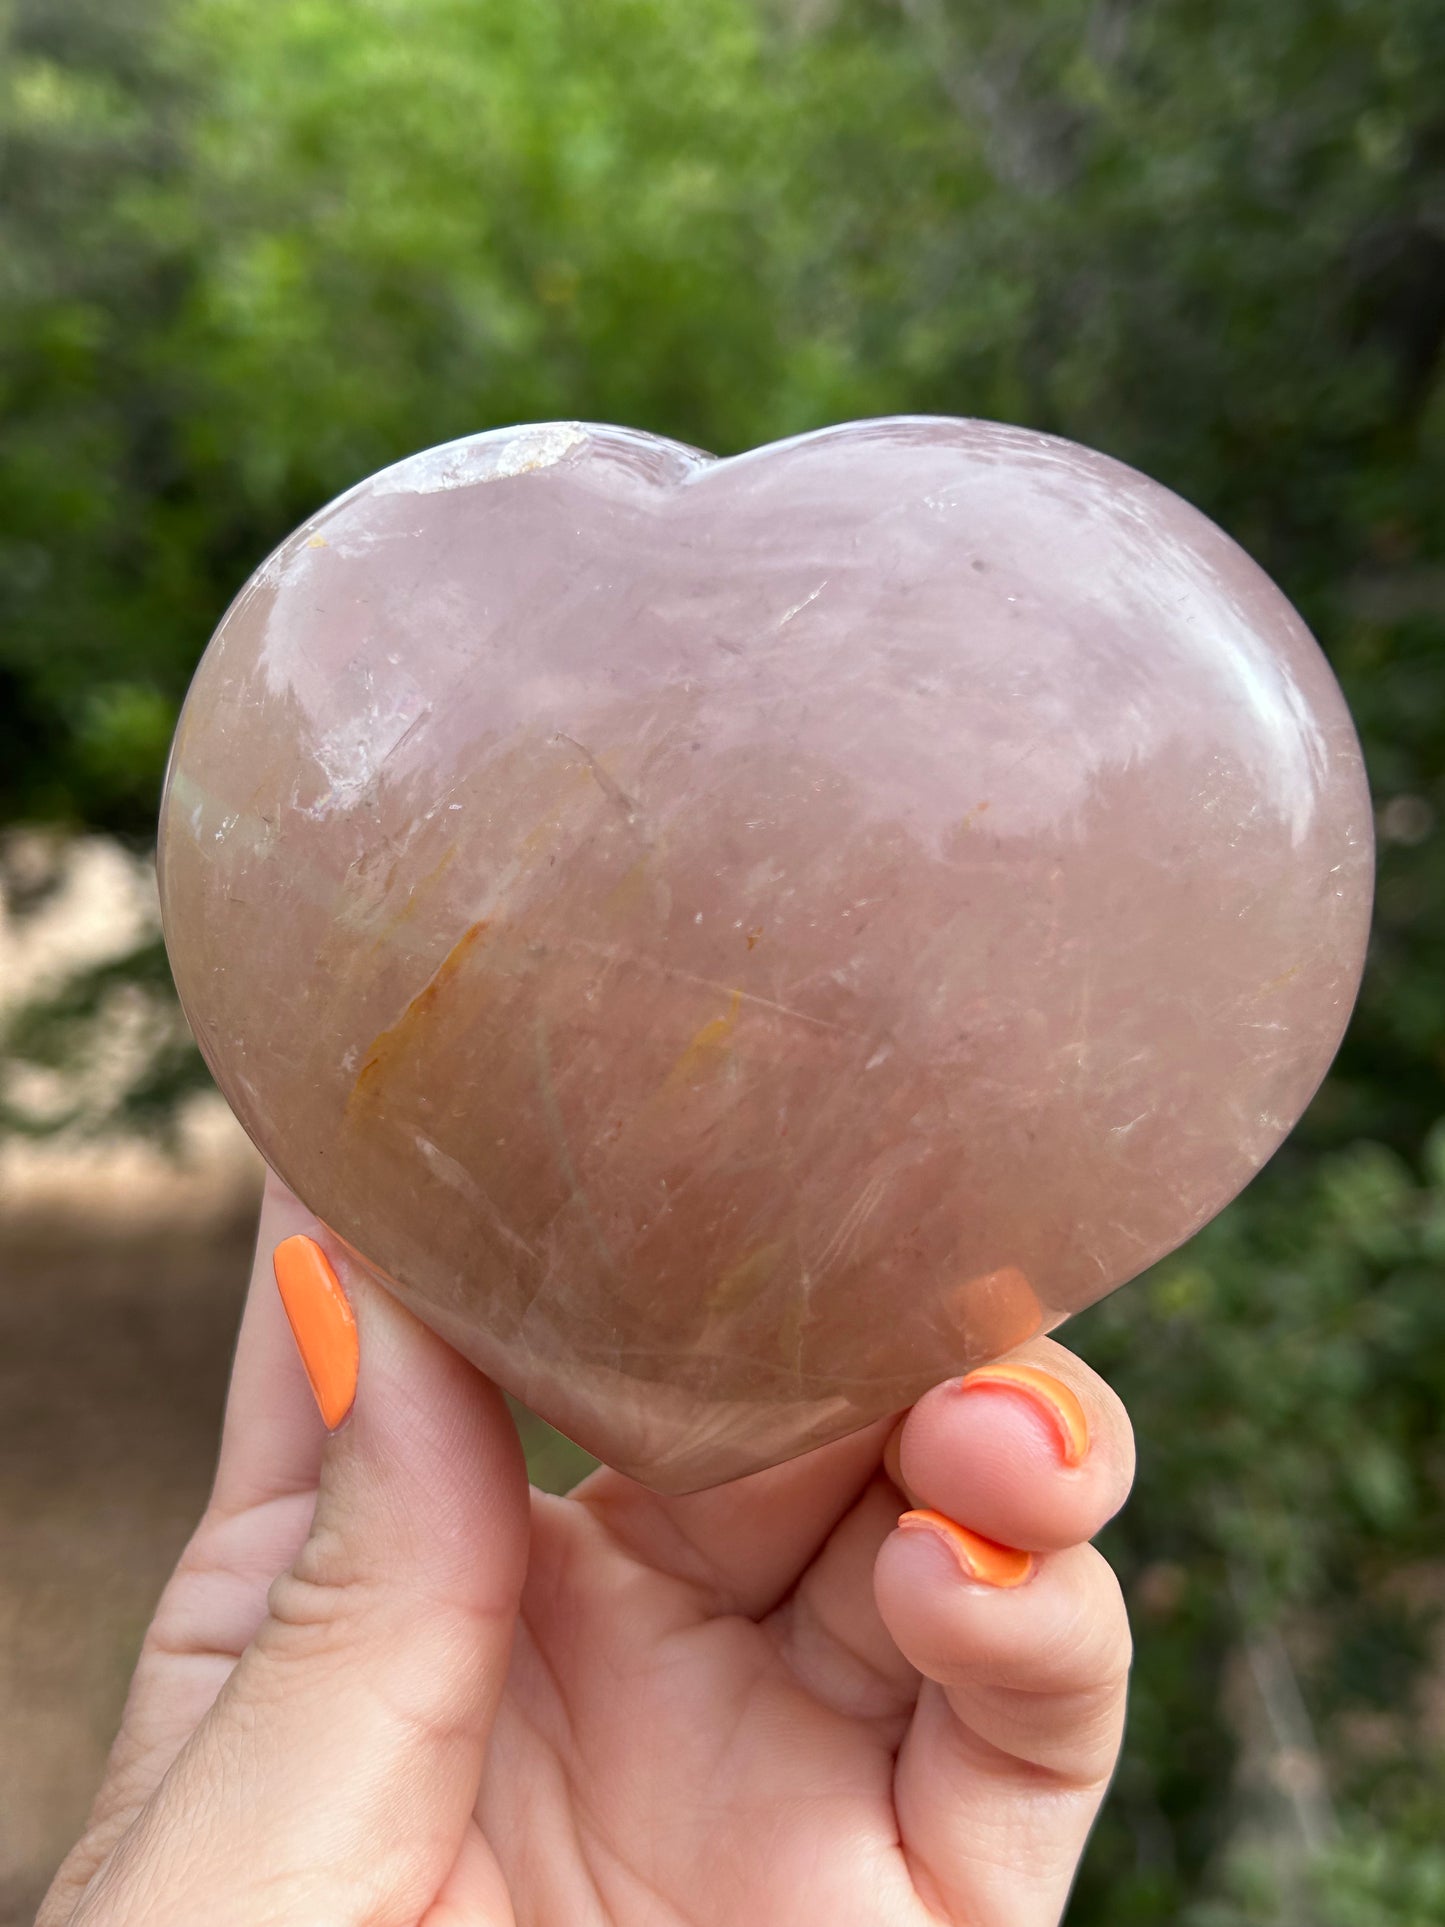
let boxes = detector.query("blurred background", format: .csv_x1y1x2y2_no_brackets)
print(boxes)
1,0,1443,1919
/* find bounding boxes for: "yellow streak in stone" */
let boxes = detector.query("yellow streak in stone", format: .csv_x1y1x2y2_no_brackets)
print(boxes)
706,1240,785,1315
1261,964,1304,993
668,987,744,1088
346,919,488,1119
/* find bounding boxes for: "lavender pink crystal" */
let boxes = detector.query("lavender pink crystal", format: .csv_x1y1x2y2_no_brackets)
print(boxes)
158,418,1374,1489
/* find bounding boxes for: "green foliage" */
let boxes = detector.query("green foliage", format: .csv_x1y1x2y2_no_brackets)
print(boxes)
1071,1133,1445,1919
3,0,1444,1918
1187,1822,1445,1927
0,934,214,1138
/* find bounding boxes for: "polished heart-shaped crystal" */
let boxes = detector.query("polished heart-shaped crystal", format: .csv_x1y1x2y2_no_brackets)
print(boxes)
158,418,1373,1490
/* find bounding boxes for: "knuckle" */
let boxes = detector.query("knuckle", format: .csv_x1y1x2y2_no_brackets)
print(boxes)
262,1547,375,1661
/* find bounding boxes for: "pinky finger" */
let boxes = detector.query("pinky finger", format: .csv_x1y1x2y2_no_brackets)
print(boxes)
875,1525,1131,1927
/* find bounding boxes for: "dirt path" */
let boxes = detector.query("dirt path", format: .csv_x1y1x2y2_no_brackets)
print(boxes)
0,1186,257,1924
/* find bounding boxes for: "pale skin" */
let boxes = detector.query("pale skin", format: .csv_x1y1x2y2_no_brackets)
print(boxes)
42,1175,1136,1927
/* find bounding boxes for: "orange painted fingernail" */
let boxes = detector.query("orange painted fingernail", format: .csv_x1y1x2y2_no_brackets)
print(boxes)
956,1363,1089,1466
273,1235,359,1430
897,1509,1034,1587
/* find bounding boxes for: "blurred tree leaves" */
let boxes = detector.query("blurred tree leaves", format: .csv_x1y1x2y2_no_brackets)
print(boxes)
3,0,1445,1918
0,932,213,1137
1073,1133,1445,1918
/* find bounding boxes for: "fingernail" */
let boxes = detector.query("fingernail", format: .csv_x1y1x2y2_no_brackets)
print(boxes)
897,1509,1033,1588
273,1235,359,1430
956,1363,1089,1466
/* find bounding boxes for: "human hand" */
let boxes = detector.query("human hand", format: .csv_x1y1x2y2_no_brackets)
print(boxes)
41,1172,1134,1927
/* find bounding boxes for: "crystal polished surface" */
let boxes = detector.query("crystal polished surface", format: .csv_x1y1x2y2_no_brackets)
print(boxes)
158,418,1374,1490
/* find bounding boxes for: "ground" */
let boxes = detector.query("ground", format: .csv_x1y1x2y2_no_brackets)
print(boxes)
0,1163,257,1925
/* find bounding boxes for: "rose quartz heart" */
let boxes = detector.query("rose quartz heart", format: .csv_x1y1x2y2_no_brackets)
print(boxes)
158,419,1373,1490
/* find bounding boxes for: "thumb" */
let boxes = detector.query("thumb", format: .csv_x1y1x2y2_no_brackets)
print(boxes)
75,1230,530,1927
